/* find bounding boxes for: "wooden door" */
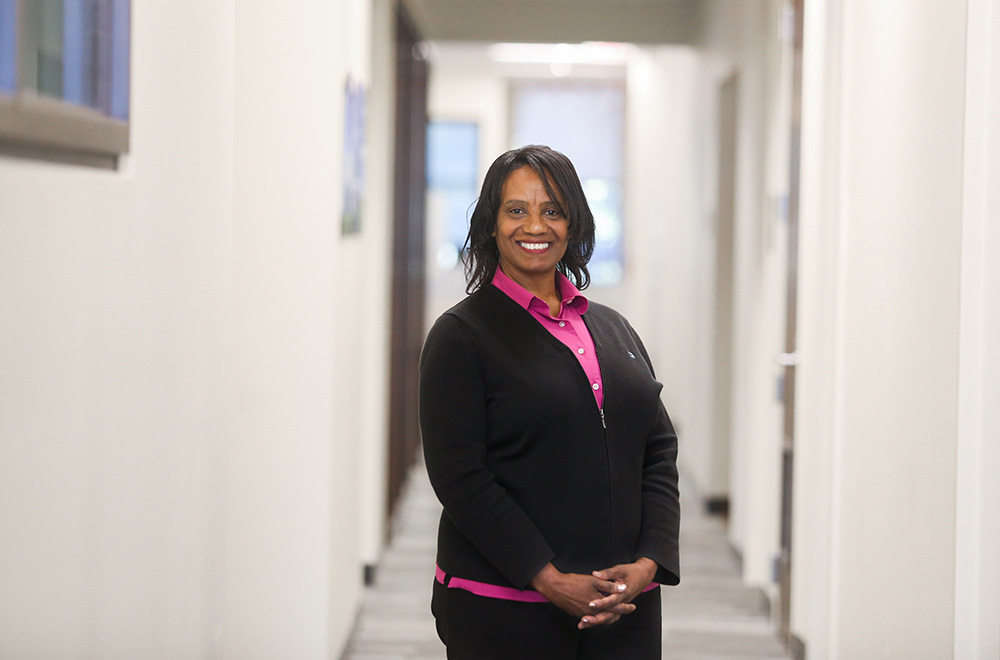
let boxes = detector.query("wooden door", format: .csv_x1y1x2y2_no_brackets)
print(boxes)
386,2,428,523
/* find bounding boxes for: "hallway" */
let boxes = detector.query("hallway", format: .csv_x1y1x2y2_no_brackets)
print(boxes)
2,1,997,657
341,463,790,660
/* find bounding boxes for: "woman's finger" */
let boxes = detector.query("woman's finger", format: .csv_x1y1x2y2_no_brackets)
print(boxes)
592,565,626,582
610,602,636,615
593,578,626,596
588,592,625,610
591,601,636,616
578,611,621,629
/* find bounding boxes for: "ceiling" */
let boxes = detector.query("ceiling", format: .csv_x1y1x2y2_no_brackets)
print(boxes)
403,0,705,45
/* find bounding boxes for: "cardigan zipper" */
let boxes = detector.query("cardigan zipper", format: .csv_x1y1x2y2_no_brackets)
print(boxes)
589,329,615,547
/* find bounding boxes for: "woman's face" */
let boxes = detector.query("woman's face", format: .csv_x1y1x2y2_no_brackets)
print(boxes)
492,166,570,290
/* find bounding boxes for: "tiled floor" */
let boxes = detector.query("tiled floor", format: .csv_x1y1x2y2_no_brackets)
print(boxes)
341,463,790,660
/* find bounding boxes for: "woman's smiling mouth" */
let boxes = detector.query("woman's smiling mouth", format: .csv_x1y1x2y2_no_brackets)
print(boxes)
518,241,551,251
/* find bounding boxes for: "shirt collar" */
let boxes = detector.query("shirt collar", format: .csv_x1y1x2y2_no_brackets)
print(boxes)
491,267,590,316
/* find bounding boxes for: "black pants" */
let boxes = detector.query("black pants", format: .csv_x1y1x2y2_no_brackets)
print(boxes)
434,580,662,660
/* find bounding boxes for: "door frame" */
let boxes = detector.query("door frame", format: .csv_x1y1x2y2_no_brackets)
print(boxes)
386,1,428,525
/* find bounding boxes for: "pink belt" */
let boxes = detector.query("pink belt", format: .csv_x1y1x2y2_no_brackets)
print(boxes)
435,564,658,603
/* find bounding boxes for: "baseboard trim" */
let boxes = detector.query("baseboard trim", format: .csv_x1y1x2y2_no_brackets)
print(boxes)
705,495,730,516
789,633,806,660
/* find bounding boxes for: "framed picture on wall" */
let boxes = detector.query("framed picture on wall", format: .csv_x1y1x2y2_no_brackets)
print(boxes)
342,76,365,235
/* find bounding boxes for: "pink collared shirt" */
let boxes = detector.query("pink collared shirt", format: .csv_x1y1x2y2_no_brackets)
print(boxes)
492,268,604,409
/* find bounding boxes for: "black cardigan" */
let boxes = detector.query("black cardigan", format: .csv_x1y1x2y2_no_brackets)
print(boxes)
419,285,680,593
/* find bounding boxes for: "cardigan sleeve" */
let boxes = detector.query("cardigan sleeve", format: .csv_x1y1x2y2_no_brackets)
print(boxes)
635,399,681,585
627,322,682,586
419,313,556,589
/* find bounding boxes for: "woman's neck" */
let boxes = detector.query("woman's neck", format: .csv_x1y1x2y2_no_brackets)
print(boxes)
501,266,561,316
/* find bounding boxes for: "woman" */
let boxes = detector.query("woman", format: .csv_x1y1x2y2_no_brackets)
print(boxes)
419,145,680,659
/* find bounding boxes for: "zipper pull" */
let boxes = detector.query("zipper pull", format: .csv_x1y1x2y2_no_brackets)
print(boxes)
600,408,606,429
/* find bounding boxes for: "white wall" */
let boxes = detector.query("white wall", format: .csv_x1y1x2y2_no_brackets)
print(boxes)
228,0,374,657
697,0,788,592
357,0,397,572
0,0,389,657
622,45,714,497
0,1,234,656
955,2,1000,658
793,0,969,657
787,1,842,654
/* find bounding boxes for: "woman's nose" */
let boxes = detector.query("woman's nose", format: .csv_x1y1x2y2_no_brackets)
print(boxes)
523,212,546,233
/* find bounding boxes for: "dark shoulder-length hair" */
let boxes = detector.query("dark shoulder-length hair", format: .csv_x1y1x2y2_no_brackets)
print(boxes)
463,144,596,293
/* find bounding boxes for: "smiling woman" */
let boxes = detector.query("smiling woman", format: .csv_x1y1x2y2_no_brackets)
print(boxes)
420,145,681,660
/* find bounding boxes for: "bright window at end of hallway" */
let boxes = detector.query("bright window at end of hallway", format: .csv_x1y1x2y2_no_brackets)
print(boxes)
0,0,131,168
427,120,479,271
511,80,625,287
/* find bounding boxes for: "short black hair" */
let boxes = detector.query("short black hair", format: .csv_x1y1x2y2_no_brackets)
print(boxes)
463,145,596,293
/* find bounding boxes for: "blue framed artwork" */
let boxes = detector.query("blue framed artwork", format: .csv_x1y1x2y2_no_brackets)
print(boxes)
342,76,366,235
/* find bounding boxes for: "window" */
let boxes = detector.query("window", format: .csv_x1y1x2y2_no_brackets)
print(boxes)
426,121,479,270
0,0,131,168
0,1,15,94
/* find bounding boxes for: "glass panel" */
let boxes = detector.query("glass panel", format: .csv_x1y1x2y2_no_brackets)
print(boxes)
12,0,128,117
427,121,479,268
511,81,626,287
109,0,129,120
0,0,15,92
63,0,101,108
22,0,66,98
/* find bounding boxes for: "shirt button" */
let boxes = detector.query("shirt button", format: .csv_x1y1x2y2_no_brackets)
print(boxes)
559,321,566,327
592,382,600,390
577,348,585,354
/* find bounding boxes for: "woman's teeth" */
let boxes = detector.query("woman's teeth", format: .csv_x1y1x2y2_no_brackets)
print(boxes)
519,242,550,251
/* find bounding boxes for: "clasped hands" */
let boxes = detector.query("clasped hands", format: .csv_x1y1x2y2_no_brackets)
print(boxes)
529,557,657,629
